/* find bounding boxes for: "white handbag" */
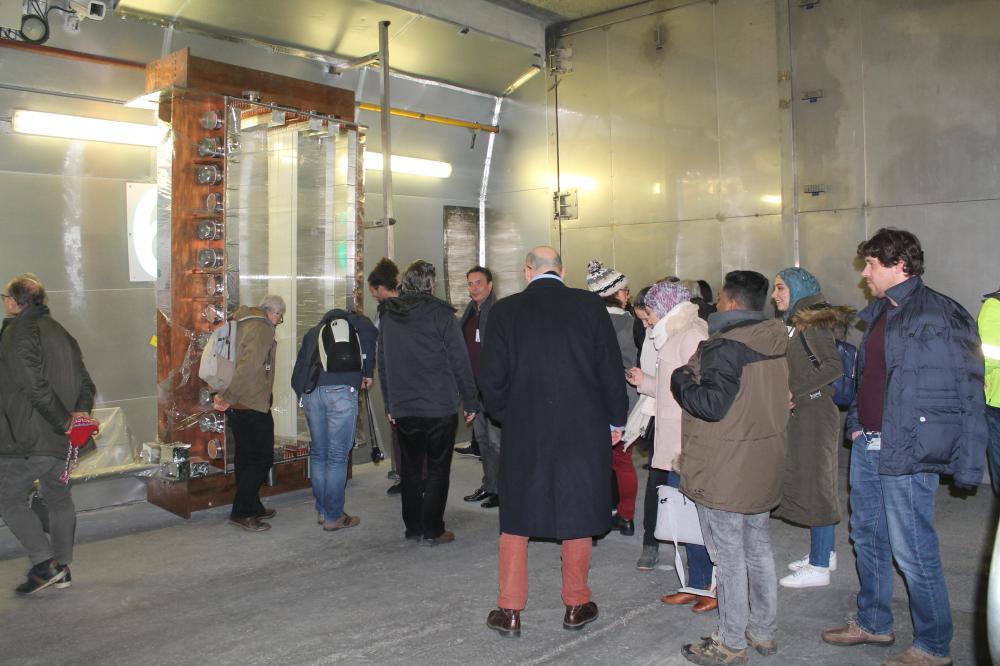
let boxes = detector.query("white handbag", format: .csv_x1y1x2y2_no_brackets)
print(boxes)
654,484,715,595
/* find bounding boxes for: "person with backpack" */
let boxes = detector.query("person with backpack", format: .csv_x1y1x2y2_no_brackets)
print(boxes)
770,267,853,589
291,308,377,531
212,295,285,532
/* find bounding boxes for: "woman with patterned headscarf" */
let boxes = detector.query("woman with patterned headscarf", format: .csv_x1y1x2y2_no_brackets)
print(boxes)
771,267,854,589
626,280,716,612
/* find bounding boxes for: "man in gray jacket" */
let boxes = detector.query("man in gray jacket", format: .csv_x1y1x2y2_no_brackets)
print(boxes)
0,274,96,595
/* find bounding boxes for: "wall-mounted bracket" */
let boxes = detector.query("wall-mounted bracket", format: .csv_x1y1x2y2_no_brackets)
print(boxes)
549,47,573,75
554,189,578,220
798,0,821,9
801,89,823,103
803,183,828,196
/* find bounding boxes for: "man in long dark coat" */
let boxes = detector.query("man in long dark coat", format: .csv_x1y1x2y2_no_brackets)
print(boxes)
479,246,628,637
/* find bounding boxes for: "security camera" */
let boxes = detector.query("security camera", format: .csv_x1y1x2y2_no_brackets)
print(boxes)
68,0,107,20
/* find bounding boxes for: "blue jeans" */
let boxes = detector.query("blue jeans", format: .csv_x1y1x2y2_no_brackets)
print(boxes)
666,471,714,590
809,524,835,568
987,406,1000,496
304,385,359,522
849,435,952,657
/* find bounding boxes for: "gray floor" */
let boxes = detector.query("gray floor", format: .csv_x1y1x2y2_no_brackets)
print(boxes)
0,447,993,665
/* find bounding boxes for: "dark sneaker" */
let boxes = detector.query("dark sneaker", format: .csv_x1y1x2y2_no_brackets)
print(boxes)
486,607,521,637
563,601,598,630
229,516,271,532
454,444,480,458
257,508,277,520
421,530,455,547
54,564,72,590
386,482,402,495
682,635,748,665
15,559,67,596
636,545,659,570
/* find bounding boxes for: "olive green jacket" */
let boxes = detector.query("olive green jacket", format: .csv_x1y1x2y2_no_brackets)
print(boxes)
0,305,96,458
217,306,276,413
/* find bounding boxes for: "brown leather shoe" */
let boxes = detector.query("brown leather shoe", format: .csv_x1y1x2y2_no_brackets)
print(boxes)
422,530,455,546
745,629,777,656
822,618,895,647
257,508,277,520
692,595,718,614
486,607,521,637
323,514,361,531
662,592,697,605
563,601,598,630
881,646,952,666
229,516,271,532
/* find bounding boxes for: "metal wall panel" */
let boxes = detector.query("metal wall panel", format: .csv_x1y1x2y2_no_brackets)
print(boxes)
869,200,1000,317
720,214,787,285
797,209,868,311
44,288,157,406
673,218,724,294
607,4,720,226
716,0,781,219
862,0,1000,207
0,132,153,181
561,226,614,287
551,27,613,229
486,189,553,297
489,73,549,199
789,0,865,213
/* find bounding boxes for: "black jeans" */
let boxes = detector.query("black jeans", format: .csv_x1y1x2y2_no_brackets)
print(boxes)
227,408,274,519
395,414,457,539
641,420,669,547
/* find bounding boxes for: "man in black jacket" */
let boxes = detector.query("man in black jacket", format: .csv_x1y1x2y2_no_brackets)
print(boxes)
458,266,502,509
378,260,479,545
823,229,986,666
0,274,96,595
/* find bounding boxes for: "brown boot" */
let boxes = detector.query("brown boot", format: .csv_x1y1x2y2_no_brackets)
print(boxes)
822,617,895,647
881,647,952,666
486,607,521,637
681,634,747,665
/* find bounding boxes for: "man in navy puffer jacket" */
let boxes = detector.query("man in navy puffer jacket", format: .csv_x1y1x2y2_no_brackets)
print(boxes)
823,228,987,666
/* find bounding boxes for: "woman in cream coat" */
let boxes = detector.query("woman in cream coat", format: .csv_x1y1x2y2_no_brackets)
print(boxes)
626,281,715,613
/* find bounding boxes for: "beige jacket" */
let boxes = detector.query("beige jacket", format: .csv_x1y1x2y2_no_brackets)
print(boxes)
636,301,707,471
218,306,276,414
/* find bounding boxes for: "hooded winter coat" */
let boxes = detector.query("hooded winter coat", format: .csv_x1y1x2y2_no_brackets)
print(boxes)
377,292,480,418
607,306,639,414
0,304,96,458
772,294,852,527
636,301,708,471
671,313,789,514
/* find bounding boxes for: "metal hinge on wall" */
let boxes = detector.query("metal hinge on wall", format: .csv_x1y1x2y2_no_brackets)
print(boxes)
553,189,578,220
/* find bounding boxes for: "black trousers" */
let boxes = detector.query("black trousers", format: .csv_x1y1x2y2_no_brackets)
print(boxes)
227,408,274,519
641,419,669,547
395,414,457,539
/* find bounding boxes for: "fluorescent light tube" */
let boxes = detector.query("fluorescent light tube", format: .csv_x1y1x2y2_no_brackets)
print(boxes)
11,110,164,147
364,151,452,178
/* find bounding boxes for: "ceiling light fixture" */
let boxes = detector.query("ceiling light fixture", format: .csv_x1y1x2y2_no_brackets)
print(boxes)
364,151,452,178
11,110,165,147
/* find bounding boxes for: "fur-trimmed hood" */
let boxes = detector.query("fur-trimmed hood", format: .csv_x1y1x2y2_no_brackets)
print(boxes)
790,294,855,332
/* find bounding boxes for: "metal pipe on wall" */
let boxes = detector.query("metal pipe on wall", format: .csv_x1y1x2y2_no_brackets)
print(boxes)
379,20,395,260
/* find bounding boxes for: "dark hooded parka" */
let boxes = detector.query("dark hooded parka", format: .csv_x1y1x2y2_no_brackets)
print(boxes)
772,294,852,527
479,277,628,539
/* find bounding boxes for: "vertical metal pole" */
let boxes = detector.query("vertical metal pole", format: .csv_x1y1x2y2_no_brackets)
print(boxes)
379,20,395,260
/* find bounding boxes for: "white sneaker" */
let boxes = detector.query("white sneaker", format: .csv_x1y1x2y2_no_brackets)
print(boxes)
788,551,836,571
780,564,831,588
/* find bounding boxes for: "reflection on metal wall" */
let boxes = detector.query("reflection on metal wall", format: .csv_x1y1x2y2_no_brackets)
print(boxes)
551,0,784,293
443,205,480,309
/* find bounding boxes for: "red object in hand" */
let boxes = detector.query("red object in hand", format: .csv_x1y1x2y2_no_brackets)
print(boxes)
68,416,99,448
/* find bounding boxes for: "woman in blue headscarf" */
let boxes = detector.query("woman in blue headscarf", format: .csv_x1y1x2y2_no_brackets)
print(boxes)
771,267,854,590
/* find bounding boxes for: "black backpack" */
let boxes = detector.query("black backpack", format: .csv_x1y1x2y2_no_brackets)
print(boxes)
305,316,363,394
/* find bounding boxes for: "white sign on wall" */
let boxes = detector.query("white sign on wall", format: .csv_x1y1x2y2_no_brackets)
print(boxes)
126,182,157,282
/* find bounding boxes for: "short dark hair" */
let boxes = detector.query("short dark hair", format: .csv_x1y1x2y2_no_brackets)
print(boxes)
633,285,652,310
401,260,436,294
367,257,399,290
856,228,924,277
722,271,769,311
466,266,493,282
4,273,46,308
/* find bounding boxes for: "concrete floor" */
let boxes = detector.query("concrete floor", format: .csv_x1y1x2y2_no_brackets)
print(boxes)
0,447,993,665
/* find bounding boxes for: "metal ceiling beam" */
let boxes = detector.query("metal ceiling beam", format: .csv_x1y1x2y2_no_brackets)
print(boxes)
373,0,545,53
